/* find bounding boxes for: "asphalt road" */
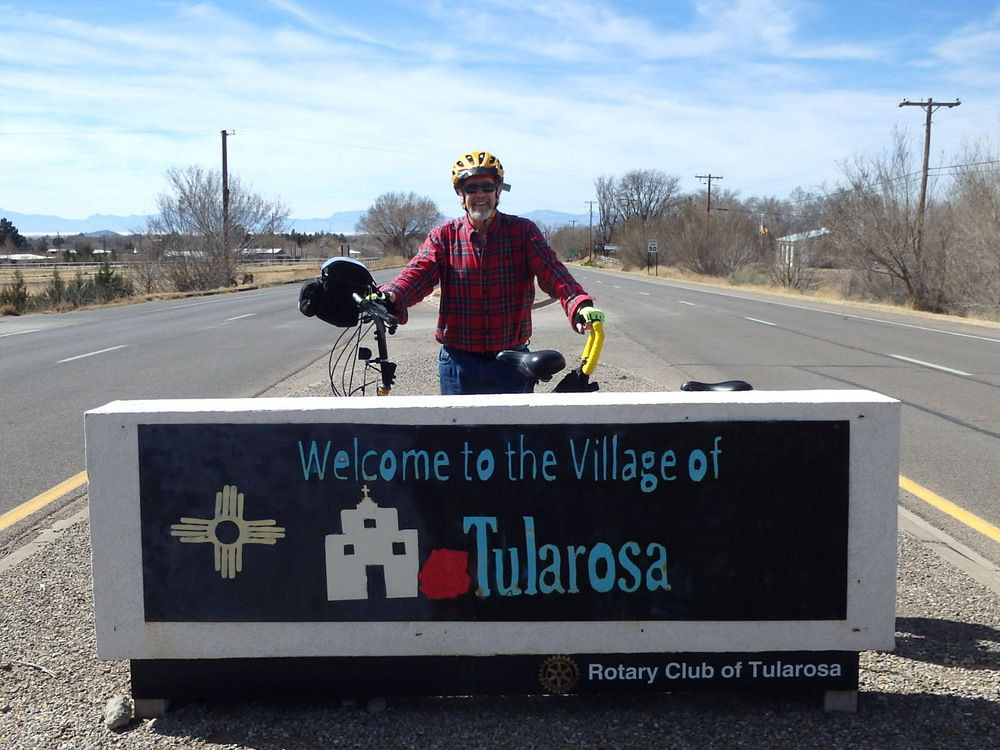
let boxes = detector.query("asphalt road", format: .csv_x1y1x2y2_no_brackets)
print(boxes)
2,266,999,566
0,283,335,518
571,267,1000,565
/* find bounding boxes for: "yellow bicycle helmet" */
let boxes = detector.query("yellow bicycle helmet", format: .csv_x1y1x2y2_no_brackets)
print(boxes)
451,151,510,191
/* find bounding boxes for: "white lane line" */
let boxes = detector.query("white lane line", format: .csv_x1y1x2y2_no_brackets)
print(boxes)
679,301,696,306
0,329,41,338
604,269,1000,344
58,345,129,363
226,314,256,322
694,286,999,343
745,317,777,327
890,354,972,376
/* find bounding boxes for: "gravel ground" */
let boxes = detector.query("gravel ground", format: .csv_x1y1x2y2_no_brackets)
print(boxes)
3,339,1000,748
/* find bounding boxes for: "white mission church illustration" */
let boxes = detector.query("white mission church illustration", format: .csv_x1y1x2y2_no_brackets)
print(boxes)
325,484,419,601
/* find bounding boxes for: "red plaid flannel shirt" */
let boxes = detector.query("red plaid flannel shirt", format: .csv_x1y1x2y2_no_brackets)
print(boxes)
383,212,594,352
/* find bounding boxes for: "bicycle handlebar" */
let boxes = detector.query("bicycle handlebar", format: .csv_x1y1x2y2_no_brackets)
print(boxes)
352,293,399,333
580,320,604,376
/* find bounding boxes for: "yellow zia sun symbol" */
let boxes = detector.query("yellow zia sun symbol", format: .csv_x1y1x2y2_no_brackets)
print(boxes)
170,484,286,579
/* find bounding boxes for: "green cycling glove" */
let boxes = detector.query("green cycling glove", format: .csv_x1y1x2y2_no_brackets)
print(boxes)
573,303,605,333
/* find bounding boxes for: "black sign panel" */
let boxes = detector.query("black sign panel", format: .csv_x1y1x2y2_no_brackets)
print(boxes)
131,651,860,699
137,420,849,623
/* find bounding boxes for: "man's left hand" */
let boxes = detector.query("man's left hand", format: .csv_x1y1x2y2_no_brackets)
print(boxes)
574,304,605,332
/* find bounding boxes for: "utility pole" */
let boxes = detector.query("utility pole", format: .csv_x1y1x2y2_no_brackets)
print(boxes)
695,174,722,241
898,98,960,265
585,200,598,262
221,129,235,257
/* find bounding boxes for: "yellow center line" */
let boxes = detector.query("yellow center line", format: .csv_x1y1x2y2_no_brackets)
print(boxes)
900,475,1000,545
0,471,89,531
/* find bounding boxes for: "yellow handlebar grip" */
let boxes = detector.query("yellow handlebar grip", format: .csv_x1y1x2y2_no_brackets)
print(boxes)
581,320,604,376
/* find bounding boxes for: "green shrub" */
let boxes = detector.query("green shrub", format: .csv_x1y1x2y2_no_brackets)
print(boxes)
41,268,67,307
0,269,29,313
93,260,133,302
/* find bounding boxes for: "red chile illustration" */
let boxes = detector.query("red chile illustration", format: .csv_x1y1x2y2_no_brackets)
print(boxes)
418,549,471,599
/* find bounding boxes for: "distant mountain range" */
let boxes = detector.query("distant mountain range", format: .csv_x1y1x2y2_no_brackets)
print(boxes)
2,207,591,237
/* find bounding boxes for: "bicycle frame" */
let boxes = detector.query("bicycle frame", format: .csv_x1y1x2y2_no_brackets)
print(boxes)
369,311,396,396
329,298,604,397
354,293,397,396
550,320,604,393
325,295,398,397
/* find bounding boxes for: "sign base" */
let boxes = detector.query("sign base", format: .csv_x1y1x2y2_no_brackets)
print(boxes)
131,650,859,702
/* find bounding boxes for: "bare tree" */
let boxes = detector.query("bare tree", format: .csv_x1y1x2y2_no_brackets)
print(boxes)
142,165,290,291
544,223,590,262
356,192,442,258
121,235,171,295
619,169,682,222
593,175,617,247
595,169,681,242
826,130,949,311
945,140,1000,316
666,188,758,277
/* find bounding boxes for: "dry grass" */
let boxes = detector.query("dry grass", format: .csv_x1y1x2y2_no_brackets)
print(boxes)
0,256,415,316
0,265,76,295
0,262,322,295
0,262,323,315
6,256,998,328
599,261,1000,328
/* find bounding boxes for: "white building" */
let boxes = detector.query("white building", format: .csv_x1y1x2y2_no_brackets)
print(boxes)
776,228,831,267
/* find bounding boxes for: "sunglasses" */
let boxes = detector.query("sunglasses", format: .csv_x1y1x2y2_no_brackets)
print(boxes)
461,180,498,195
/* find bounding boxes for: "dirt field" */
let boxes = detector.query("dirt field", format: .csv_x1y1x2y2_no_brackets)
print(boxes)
0,261,321,295
4,257,998,328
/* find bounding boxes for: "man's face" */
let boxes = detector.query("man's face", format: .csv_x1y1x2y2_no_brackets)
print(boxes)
460,176,499,222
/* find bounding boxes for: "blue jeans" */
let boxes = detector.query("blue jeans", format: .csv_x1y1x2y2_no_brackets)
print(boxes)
438,346,531,395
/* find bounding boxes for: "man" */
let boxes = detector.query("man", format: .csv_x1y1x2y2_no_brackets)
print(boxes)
376,150,605,395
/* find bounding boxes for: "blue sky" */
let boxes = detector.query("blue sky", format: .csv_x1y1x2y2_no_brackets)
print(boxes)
3,0,1000,221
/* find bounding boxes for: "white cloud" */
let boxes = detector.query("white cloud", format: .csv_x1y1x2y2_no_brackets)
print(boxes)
2,1,1000,220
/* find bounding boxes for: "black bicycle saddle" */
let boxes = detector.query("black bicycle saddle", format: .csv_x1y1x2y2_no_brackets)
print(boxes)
680,380,754,392
496,349,566,382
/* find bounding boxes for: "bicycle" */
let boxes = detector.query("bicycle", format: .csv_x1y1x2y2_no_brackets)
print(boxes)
494,329,754,394
496,319,604,393
338,295,604,396
301,258,748,395
300,257,607,396
299,257,394,396
341,291,397,396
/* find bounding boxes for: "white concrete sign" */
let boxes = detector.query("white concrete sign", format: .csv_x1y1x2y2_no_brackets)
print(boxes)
86,390,899,663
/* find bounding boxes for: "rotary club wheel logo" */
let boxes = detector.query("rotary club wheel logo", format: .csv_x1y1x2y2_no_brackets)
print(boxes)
538,655,580,695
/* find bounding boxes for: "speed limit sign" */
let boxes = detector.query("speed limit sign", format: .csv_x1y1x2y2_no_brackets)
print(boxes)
647,239,658,253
